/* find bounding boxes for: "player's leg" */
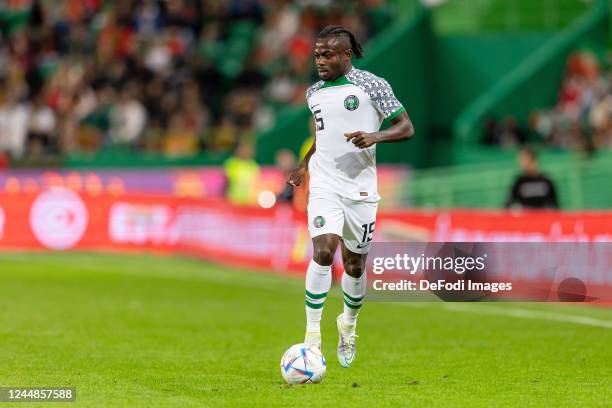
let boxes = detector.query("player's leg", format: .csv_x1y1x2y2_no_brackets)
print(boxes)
340,242,367,329
305,233,340,347
335,242,367,367
304,193,343,348
335,199,377,367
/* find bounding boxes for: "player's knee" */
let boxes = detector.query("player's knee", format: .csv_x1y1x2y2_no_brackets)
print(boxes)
344,259,363,278
313,248,334,266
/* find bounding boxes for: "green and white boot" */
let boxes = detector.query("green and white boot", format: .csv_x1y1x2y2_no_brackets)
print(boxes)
336,314,357,368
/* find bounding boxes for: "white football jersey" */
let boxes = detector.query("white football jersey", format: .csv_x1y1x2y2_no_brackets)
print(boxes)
306,67,405,202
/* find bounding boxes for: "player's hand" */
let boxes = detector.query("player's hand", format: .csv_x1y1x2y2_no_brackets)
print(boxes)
345,131,379,148
287,164,307,187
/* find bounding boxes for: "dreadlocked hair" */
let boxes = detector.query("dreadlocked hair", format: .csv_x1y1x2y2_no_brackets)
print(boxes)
317,25,364,59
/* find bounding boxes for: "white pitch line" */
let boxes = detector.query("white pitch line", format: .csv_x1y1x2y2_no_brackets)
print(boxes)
443,303,612,329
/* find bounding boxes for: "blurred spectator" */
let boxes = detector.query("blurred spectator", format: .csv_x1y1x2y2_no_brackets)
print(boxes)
110,84,147,145
501,116,528,147
224,140,260,205
505,147,559,209
488,50,612,154
141,116,165,153
163,113,199,158
0,0,392,164
485,116,527,147
27,92,57,157
0,88,29,158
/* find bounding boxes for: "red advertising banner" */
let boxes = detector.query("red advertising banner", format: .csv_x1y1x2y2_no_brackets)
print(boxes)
1,188,611,279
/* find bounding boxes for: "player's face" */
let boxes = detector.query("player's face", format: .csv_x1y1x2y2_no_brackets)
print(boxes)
314,38,351,81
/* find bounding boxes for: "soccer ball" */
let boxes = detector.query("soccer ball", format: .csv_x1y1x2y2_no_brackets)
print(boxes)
280,343,326,384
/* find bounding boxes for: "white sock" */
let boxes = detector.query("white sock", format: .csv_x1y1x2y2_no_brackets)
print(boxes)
305,259,332,333
342,271,366,329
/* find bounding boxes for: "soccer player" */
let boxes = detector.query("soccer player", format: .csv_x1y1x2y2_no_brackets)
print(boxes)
287,26,414,368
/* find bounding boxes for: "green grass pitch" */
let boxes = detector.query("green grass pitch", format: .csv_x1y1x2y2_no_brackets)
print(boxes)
1,252,611,407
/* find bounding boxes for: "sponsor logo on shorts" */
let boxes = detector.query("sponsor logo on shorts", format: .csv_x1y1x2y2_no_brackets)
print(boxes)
344,95,359,111
357,243,370,249
313,216,326,228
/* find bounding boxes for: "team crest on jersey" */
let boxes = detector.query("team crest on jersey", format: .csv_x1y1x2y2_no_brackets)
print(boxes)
313,216,326,228
344,95,359,111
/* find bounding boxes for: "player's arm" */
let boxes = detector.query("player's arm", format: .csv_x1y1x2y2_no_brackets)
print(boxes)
287,130,316,187
345,111,414,148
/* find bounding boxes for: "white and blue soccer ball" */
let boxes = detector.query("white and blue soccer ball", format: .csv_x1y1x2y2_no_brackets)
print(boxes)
280,343,326,384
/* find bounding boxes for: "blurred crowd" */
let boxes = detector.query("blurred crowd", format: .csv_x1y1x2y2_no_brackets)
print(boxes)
0,0,393,162
484,51,612,153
